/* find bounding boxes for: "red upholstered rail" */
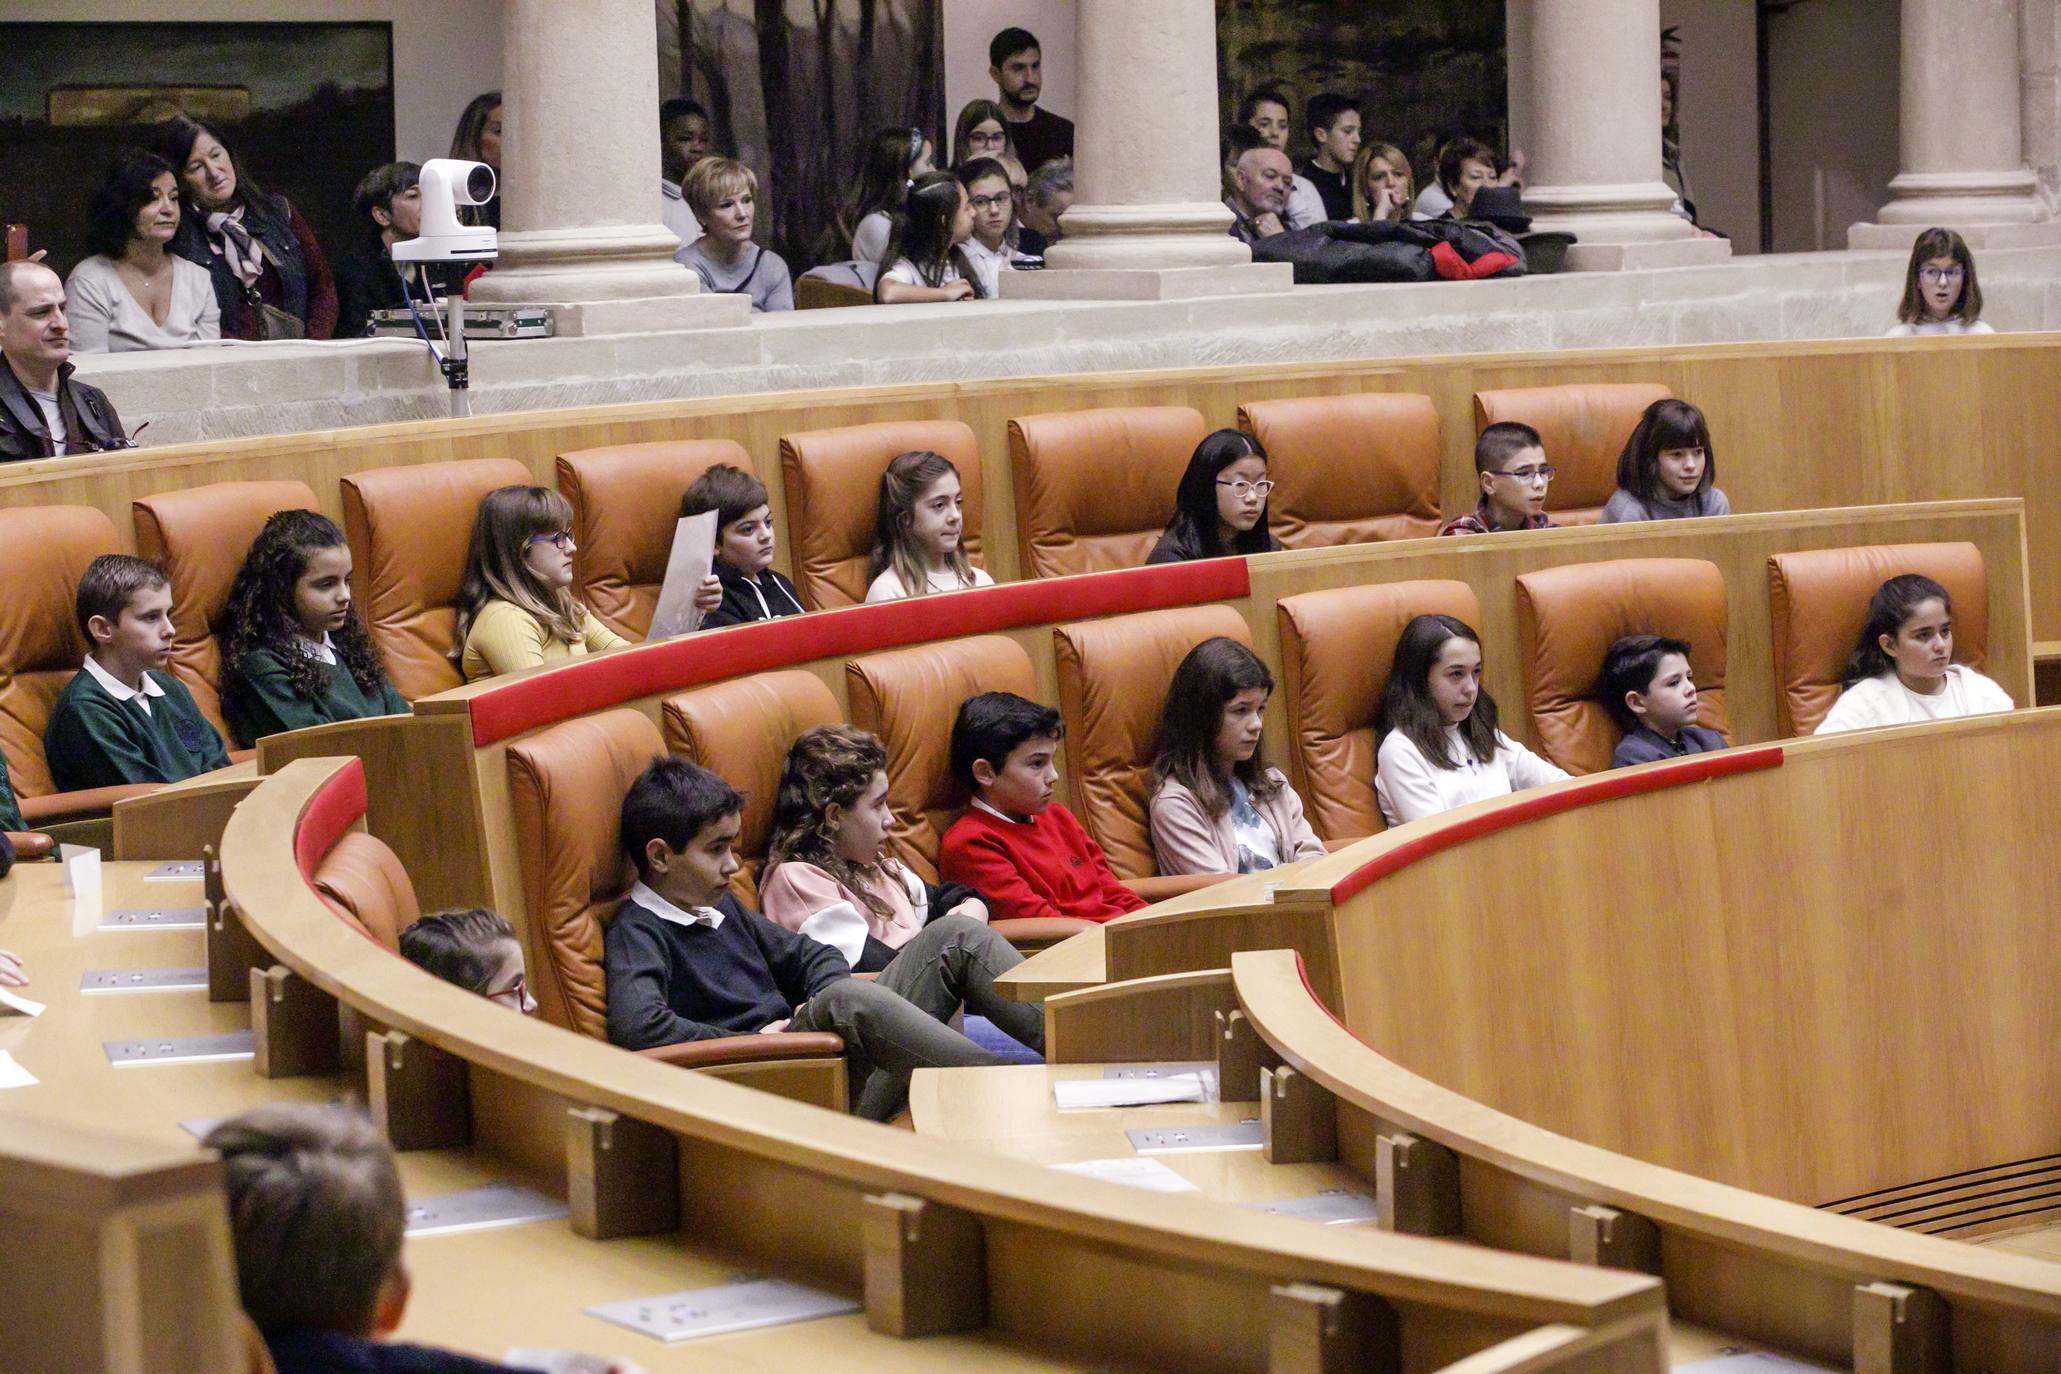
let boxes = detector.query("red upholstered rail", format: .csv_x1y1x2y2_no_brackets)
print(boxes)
293,756,368,883
1329,744,1784,905
466,558,1253,746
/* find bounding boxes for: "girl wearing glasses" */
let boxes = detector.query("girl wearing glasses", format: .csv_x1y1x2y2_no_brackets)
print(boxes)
956,157,1017,298
456,485,654,681
1147,430,1282,565
399,908,537,1014
1888,227,1991,336
1601,399,1731,524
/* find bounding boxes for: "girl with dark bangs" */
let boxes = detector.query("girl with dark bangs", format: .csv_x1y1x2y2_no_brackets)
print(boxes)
1146,429,1282,564
1601,398,1731,523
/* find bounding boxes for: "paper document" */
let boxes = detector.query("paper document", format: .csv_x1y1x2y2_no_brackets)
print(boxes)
646,511,718,641
1051,1157,1199,1192
0,987,45,1018
0,1050,37,1089
1054,1074,1207,1111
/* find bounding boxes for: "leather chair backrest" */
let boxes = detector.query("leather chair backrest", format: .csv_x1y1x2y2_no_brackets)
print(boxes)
341,458,531,701
133,480,318,737
846,635,1036,881
505,708,666,1037
1052,605,1254,879
1472,383,1671,526
1009,406,1207,578
662,670,841,907
1515,558,1731,775
1276,580,1481,843
312,830,419,953
0,505,120,799
1768,541,1989,737
1238,393,1442,547
778,420,984,610
557,439,754,640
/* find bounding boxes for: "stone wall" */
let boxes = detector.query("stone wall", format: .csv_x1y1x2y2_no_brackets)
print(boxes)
71,244,2061,449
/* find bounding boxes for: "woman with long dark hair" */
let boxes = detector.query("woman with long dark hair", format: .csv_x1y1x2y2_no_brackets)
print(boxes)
840,126,935,265
448,91,503,229
149,115,337,340
65,149,220,352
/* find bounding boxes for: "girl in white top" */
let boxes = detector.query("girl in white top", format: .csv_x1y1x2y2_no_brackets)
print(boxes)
956,157,1017,300
1815,574,2014,734
66,149,221,353
864,450,995,602
875,171,985,304
1375,614,1569,827
842,127,935,265
1886,227,1994,337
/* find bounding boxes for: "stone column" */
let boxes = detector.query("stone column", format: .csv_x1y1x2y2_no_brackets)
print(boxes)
1003,0,1291,301
1849,0,2060,248
466,0,748,333
1514,0,1729,270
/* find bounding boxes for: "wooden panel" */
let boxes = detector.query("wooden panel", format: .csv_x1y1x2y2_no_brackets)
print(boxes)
5,336,2061,631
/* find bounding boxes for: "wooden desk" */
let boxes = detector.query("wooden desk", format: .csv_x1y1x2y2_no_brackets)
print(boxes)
995,927,1105,1004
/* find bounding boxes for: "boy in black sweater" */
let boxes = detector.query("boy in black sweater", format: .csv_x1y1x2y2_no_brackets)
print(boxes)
682,464,806,628
604,756,1042,1119
45,555,229,791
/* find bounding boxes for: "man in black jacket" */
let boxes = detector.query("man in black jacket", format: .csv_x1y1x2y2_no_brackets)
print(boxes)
0,261,128,461
604,756,1045,1119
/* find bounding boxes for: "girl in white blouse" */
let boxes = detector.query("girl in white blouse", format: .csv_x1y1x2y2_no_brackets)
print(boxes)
1815,574,2014,734
1374,614,1569,827
66,149,220,353
864,451,995,602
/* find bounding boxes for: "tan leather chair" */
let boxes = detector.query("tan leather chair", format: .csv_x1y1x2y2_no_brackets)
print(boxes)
778,420,984,610
505,707,845,1067
312,831,419,952
557,439,754,640
133,479,318,739
1768,542,1990,737
1238,393,1442,547
1472,383,1671,526
1053,606,1251,896
342,457,529,700
662,670,842,907
1009,405,1207,578
1276,580,1482,844
1515,558,1731,775
846,635,1089,946
0,504,155,827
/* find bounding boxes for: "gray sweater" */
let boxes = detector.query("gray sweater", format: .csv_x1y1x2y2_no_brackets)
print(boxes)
1599,486,1731,523
674,241,794,313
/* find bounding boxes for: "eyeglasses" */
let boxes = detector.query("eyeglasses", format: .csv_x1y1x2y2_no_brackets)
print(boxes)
969,193,1013,211
1495,465,1555,485
1919,266,1964,285
487,972,528,1011
1216,478,1276,499
969,130,1006,150
527,529,575,553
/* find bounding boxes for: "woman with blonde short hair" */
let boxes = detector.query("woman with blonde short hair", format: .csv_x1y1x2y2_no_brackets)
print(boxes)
674,157,793,312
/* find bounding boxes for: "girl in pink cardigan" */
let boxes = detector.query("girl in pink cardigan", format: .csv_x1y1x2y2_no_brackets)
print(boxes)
1147,637,1326,876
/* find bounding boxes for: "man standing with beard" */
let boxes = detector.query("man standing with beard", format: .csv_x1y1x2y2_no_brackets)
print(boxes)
989,27,1073,175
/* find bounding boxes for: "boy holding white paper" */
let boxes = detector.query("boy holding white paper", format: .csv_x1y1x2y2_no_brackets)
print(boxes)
681,465,806,629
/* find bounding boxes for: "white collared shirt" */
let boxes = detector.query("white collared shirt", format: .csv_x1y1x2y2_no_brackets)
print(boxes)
960,236,1012,298
971,798,1024,825
629,879,726,931
84,654,166,717
298,633,337,666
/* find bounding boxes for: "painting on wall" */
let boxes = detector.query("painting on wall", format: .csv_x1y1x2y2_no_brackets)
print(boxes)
1216,0,1508,195
658,0,942,272
0,22,394,276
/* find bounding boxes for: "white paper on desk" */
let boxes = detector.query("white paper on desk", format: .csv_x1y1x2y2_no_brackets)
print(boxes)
1676,1355,1835,1374
1051,1156,1199,1193
0,1050,37,1089
61,844,101,909
1054,1074,1207,1111
0,987,45,1018
646,511,718,641
504,1352,640,1374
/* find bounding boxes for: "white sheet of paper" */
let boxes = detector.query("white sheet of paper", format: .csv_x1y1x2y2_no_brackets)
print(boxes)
1676,1355,1835,1374
1050,1157,1199,1193
503,1351,630,1374
646,511,718,641
1054,1074,1207,1111
0,987,45,1018
61,843,101,916
0,1050,37,1089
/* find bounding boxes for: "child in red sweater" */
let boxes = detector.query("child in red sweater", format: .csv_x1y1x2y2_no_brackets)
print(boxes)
939,691,1147,924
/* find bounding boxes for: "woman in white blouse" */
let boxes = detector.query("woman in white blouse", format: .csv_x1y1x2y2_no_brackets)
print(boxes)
65,149,220,353
1374,614,1568,827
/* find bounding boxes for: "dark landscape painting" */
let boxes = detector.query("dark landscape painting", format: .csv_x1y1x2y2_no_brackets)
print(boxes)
1216,0,1508,186
659,0,942,272
0,22,394,276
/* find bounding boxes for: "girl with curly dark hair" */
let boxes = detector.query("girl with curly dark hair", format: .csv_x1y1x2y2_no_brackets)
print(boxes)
758,724,989,972
220,510,406,747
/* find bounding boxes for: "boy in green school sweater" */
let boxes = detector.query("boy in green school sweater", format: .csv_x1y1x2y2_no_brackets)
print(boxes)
45,555,230,792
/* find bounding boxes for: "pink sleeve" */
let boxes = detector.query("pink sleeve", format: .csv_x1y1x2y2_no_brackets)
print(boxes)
757,862,849,933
